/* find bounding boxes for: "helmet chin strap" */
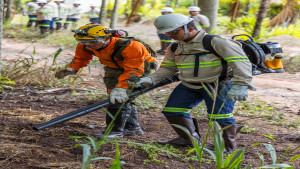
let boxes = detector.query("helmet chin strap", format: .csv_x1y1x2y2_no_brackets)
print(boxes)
183,24,188,40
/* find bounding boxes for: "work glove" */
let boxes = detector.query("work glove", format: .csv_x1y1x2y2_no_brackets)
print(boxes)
55,68,77,79
110,88,129,104
227,85,248,101
129,77,153,88
150,61,158,70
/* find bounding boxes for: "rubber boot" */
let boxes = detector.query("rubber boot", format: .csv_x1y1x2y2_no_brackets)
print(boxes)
27,22,33,28
156,41,165,54
96,103,131,139
220,124,243,154
64,23,69,30
207,124,243,154
123,104,144,136
56,24,62,30
265,55,284,73
157,116,201,146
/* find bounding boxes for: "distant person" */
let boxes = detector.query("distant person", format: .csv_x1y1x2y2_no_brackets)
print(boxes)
188,6,210,32
64,0,82,30
46,0,58,33
54,0,67,30
87,3,100,24
24,0,39,28
36,0,53,36
156,7,174,55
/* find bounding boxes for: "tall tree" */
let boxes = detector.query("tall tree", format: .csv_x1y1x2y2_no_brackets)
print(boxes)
198,0,219,33
166,0,172,7
269,0,298,27
252,0,270,38
0,0,3,75
5,0,12,21
229,0,240,22
125,0,142,26
110,0,119,29
99,0,107,25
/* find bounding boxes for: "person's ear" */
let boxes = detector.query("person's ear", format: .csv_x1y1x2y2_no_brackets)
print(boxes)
188,27,195,32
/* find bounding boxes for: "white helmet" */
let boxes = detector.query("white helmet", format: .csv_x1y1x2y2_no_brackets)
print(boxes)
154,14,193,34
188,6,201,12
37,0,47,3
54,0,63,2
160,7,174,13
73,0,81,4
90,3,97,6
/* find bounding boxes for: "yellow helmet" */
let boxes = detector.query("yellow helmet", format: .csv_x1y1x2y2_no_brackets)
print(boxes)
73,24,113,44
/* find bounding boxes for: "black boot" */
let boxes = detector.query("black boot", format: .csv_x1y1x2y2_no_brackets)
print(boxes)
156,41,165,54
96,103,131,139
157,116,201,146
124,104,144,136
220,124,243,154
64,23,69,30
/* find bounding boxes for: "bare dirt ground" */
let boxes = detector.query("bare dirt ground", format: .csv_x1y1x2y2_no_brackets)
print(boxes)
0,23,300,169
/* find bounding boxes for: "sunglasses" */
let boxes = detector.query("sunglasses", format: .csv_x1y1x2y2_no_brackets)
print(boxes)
165,27,183,35
76,38,105,46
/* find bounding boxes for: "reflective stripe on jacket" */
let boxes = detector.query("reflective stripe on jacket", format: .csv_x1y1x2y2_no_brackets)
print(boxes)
87,8,100,18
67,37,153,89
36,5,53,21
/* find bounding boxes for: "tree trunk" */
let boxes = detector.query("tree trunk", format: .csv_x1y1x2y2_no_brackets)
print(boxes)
252,0,270,38
198,0,219,33
229,0,240,22
244,0,250,15
166,0,172,7
269,0,298,27
5,0,12,21
125,0,142,26
0,0,4,75
175,0,179,8
193,0,197,6
99,0,107,25
110,0,119,29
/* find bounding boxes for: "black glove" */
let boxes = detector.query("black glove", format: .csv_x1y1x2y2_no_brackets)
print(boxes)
150,61,158,70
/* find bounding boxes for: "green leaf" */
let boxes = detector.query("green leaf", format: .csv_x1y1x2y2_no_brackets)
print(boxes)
258,153,264,167
244,160,253,169
86,136,97,150
289,154,300,162
92,157,113,161
263,143,277,164
212,122,224,168
260,164,292,168
80,144,91,169
53,47,63,64
251,143,262,146
227,148,245,168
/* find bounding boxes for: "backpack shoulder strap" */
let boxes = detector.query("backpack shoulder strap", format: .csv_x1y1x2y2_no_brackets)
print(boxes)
202,34,228,82
111,38,133,69
83,45,95,55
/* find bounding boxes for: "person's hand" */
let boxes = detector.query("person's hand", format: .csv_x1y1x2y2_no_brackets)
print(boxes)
129,77,153,88
110,88,129,104
227,85,248,101
55,68,77,79
150,61,158,70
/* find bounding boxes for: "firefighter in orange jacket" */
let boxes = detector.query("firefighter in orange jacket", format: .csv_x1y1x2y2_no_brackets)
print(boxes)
55,24,156,138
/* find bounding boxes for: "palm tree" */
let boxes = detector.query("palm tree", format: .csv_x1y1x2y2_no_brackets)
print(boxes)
269,0,298,27
198,0,219,33
252,0,270,38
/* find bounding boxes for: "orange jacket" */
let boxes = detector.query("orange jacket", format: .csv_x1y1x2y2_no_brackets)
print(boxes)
67,37,155,89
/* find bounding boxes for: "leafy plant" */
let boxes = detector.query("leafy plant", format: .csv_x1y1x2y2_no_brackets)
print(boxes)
252,143,293,168
0,76,15,91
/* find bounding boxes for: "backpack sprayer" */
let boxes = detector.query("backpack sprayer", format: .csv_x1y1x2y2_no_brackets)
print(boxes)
232,34,284,75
